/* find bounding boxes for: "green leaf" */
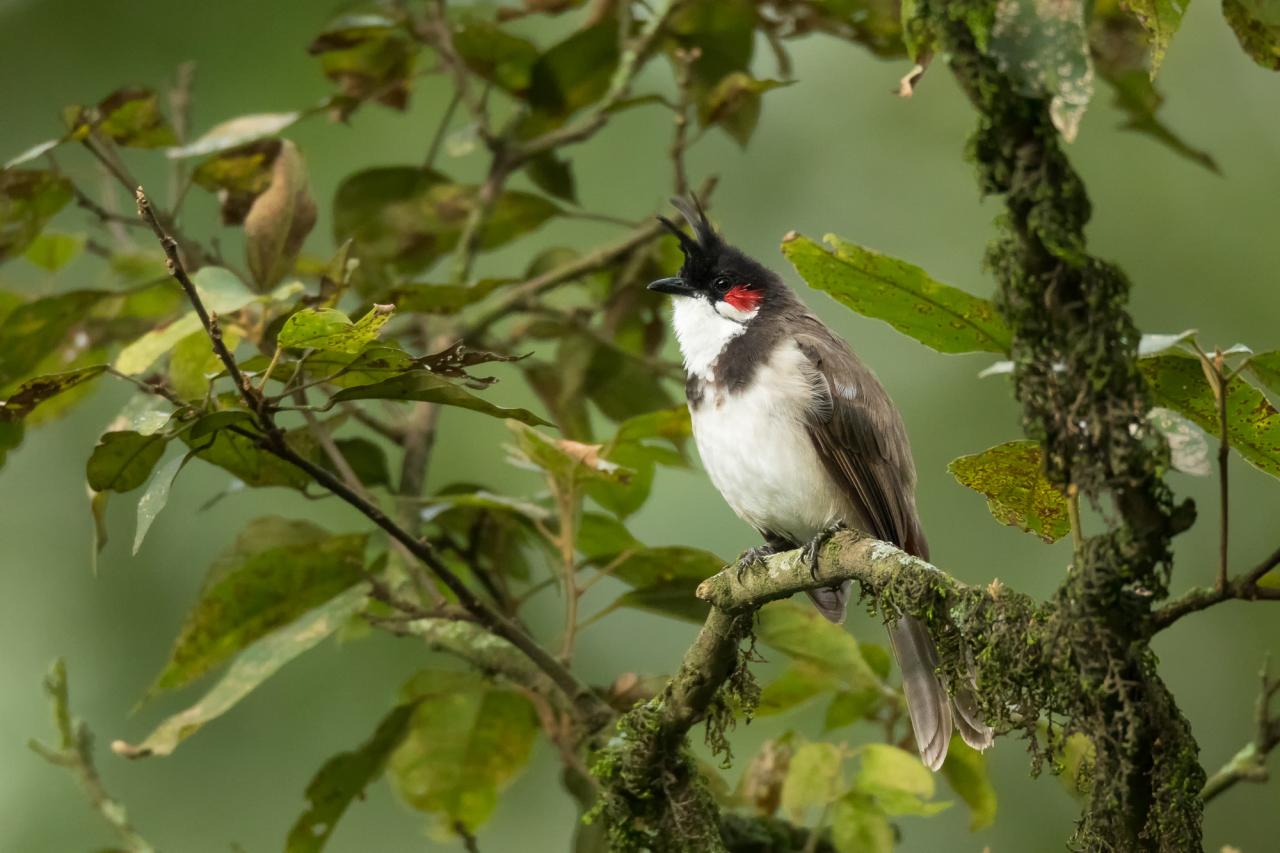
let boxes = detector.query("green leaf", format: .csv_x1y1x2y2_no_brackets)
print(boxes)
0,419,23,471
940,737,997,830
699,73,792,147
133,449,196,554
780,741,845,820
948,439,1071,542
89,488,109,575
286,702,416,853
830,794,893,853
451,17,539,95
525,151,577,204
168,330,224,400
1098,70,1218,173
326,437,392,489
990,0,1094,141
757,601,882,692
86,431,166,493
856,743,948,816
181,417,314,490
1223,0,1280,70
783,233,1010,355
757,662,834,716
0,365,106,422
0,169,73,262
191,138,281,225
333,372,549,426
607,545,724,588
390,278,513,315
278,306,393,353
1248,350,1280,395
67,87,178,148
606,581,711,624
1142,354,1280,478
168,111,302,159
147,518,368,695
576,510,641,559
669,0,758,95
526,22,619,124
244,140,317,289
115,583,368,758
114,267,256,376
1121,0,1189,74
823,688,884,731
0,290,104,386
390,672,540,832
333,167,559,281
307,13,418,115
23,231,86,272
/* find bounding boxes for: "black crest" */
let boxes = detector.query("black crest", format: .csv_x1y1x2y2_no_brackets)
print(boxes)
658,195,721,275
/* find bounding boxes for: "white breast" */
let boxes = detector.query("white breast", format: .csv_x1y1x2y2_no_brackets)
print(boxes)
688,341,855,544
671,295,752,379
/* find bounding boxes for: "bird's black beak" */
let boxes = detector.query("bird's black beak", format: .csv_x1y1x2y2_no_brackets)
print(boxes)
647,276,696,297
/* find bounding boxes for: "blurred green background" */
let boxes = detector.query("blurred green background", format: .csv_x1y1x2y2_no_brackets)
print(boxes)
2,0,1278,850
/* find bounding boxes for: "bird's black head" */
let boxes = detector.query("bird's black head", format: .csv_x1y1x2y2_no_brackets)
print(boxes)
648,197,778,318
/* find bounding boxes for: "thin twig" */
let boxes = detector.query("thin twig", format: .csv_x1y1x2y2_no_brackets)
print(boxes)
425,89,462,169
670,46,700,195
1213,348,1231,594
462,177,716,340
133,186,611,728
29,660,155,853
1202,658,1280,803
1150,544,1280,631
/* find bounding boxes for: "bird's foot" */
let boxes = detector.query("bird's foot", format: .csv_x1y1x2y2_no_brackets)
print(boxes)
801,521,848,579
736,543,783,581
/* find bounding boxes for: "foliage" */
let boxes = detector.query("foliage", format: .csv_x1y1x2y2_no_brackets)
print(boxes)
6,0,1277,851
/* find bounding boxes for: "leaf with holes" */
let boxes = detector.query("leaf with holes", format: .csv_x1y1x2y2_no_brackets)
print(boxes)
948,440,1070,542
278,305,393,354
783,234,1010,355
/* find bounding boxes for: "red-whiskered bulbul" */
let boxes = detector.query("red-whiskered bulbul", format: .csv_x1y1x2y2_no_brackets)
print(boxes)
648,198,993,770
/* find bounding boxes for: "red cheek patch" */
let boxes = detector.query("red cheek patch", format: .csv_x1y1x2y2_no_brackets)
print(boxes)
722,285,762,313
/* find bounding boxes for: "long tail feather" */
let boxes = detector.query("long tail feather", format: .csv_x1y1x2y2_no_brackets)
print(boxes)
806,581,852,623
888,615,953,771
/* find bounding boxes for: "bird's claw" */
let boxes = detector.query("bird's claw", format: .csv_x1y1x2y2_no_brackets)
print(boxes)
735,544,780,581
801,522,847,580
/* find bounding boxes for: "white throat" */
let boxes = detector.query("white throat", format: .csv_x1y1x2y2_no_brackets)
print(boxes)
671,296,758,380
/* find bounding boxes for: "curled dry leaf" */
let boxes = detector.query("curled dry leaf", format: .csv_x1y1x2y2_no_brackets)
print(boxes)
244,140,317,289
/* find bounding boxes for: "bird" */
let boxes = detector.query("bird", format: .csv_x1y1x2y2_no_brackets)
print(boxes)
647,197,992,770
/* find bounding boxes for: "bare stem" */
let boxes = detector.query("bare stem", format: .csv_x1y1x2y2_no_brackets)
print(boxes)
29,660,154,853
1202,658,1280,803
134,185,613,730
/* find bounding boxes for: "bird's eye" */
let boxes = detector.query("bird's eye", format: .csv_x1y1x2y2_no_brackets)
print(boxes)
713,275,731,292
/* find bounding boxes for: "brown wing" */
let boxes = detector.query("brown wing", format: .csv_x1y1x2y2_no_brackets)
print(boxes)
793,318,929,560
